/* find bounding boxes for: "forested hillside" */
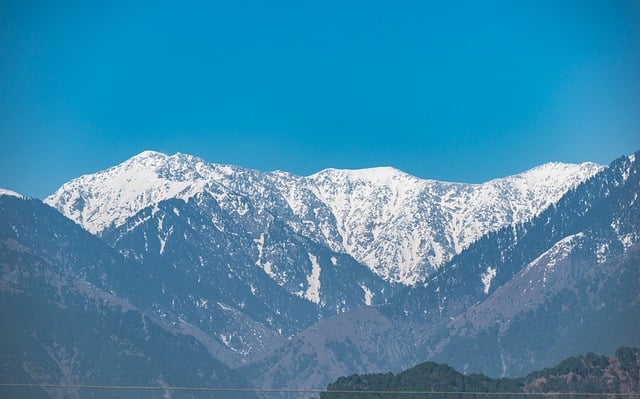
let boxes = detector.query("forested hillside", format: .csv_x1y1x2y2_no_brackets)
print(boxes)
322,347,640,399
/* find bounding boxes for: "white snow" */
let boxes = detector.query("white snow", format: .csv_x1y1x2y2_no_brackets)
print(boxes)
157,215,173,255
219,333,232,347
254,234,265,267
44,150,604,286
481,266,497,294
196,298,208,308
43,151,243,234
523,232,584,287
158,228,173,255
217,302,235,312
596,242,609,263
619,234,635,250
360,283,374,306
0,188,23,198
306,161,602,284
262,261,275,280
304,254,321,304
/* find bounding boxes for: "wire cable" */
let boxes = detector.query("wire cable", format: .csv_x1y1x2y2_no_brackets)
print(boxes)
1,383,640,397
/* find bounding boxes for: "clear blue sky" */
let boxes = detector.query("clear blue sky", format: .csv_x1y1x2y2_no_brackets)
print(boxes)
1,1,639,199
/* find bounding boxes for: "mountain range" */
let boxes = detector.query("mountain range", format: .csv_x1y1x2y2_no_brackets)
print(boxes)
1,150,638,397
45,151,602,285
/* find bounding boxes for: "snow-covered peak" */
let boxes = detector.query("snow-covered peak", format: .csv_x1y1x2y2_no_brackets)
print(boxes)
511,161,602,187
129,149,167,161
120,151,219,179
0,188,24,199
309,166,428,213
305,161,603,284
312,166,413,183
44,151,251,234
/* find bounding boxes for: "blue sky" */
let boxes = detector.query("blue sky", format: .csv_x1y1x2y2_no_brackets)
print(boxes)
1,1,639,199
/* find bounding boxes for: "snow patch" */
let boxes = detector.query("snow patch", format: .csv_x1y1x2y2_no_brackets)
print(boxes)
262,261,275,280
196,298,208,308
254,234,265,267
481,266,497,294
0,188,23,199
360,283,374,306
304,254,321,304
157,216,173,255
620,234,635,250
524,232,584,287
217,302,235,312
219,333,232,347
596,242,609,263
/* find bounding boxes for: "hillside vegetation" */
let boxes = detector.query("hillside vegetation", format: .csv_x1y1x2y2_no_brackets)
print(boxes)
322,347,640,399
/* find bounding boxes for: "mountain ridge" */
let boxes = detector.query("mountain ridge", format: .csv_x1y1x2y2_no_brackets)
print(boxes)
44,150,603,285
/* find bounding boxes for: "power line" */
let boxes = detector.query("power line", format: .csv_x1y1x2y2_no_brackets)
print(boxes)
1,383,640,397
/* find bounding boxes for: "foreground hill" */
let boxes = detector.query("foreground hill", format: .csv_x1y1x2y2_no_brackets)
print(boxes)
322,347,640,399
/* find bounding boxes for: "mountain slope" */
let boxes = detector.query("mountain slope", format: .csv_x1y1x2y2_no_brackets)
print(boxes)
243,151,640,389
396,152,640,374
0,194,256,399
99,191,392,365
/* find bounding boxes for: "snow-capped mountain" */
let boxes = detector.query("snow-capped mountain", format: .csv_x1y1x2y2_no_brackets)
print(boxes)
306,162,602,283
45,150,602,285
4,150,637,397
